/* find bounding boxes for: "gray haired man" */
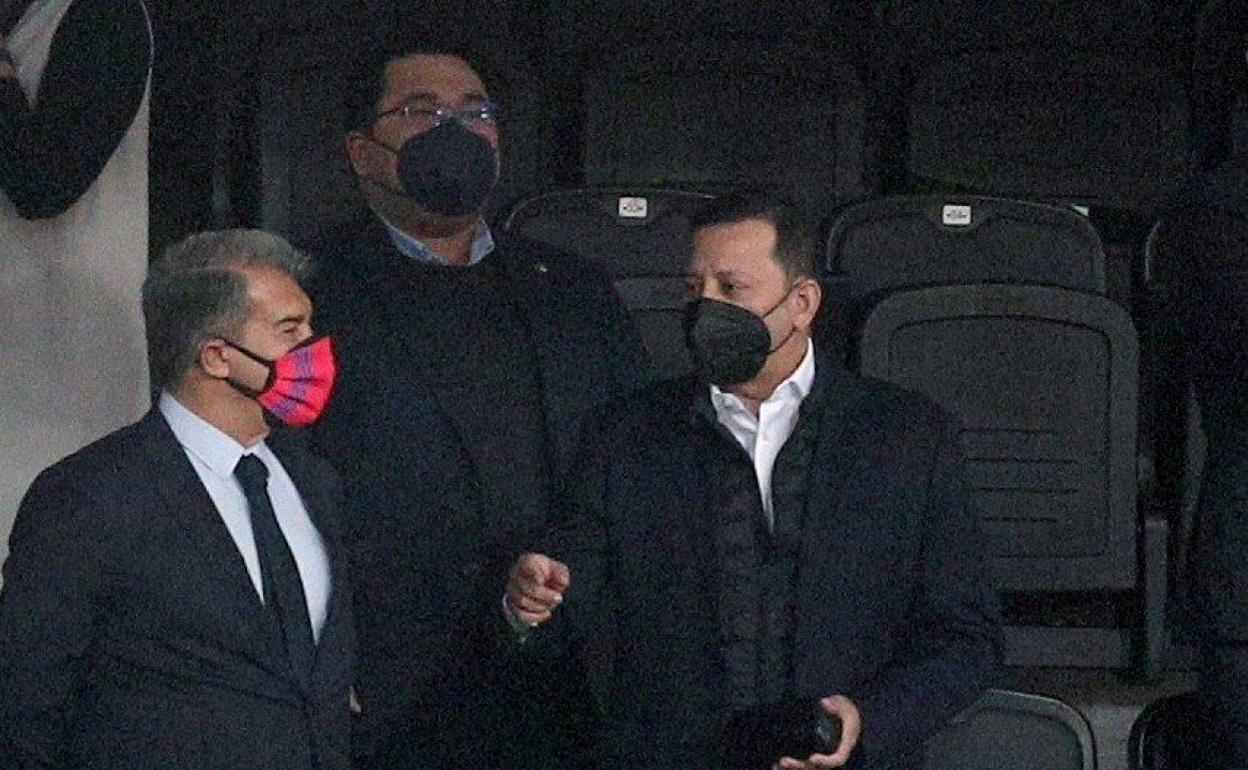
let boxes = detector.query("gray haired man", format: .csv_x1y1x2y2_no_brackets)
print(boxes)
0,229,355,770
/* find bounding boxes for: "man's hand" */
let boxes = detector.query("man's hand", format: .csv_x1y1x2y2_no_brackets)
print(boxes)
505,552,570,627
772,695,862,770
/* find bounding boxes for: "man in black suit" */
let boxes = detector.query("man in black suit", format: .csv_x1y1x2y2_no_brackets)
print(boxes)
307,32,650,770
508,193,1001,770
1160,148,1248,768
0,229,355,769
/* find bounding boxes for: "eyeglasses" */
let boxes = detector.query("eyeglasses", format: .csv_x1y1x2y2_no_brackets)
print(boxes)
374,99,500,132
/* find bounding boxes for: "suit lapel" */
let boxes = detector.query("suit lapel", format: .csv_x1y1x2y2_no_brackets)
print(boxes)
137,411,285,662
682,382,736,694
792,360,877,657
491,246,565,464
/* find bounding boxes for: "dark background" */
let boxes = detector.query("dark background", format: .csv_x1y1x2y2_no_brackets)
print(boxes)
146,0,1243,255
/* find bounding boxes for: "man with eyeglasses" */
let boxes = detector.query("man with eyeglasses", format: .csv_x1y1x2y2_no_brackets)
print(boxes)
306,29,651,770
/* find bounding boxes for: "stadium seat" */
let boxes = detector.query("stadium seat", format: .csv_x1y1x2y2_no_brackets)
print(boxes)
926,689,1096,770
820,194,1107,350
859,283,1167,671
825,196,1106,294
503,188,713,378
887,0,1190,211
906,53,1189,211
532,2,870,221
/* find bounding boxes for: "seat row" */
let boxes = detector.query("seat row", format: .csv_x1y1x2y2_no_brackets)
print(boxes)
241,0,1248,240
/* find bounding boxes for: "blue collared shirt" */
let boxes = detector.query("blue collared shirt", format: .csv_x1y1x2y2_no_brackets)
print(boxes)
158,392,332,641
383,217,496,266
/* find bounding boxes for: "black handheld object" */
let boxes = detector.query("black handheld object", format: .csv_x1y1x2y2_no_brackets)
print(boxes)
718,699,844,769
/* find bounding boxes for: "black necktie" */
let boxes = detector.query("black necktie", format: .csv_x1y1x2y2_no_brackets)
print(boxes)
234,454,316,686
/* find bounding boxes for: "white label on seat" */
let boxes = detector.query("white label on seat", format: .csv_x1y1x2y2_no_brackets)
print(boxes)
618,196,649,219
942,204,972,226
1071,205,1090,216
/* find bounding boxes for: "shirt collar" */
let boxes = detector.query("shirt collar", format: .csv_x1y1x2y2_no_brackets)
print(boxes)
381,216,495,267
710,338,817,412
158,391,274,480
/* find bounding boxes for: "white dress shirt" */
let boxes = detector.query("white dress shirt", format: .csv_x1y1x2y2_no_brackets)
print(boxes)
709,339,817,530
158,392,332,641
505,341,818,634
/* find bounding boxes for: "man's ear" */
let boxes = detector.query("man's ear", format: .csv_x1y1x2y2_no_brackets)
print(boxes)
199,338,230,379
345,132,375,179
792,277,823,332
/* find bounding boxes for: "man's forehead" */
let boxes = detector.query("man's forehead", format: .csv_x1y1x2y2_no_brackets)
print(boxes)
686,253,778,282
241,266,309,313
382,53,487,102
689,219,780,271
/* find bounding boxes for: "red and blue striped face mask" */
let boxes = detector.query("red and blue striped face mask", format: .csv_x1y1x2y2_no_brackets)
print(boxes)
221,336,337,427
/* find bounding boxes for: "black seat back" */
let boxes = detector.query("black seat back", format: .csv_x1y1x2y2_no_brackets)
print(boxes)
504,188,713,378
926,689,1096,770
859,284,1139,591
826,194,1107,293
534,4,869,221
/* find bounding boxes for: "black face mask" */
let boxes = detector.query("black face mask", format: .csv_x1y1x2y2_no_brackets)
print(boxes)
683,293,797,386
363,119,499,217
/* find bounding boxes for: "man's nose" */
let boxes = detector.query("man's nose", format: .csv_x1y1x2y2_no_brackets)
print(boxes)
691,280,719,299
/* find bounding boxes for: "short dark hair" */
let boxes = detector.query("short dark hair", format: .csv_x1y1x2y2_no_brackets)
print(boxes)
143,230,311,390
688,191,816,280
345,23,501,132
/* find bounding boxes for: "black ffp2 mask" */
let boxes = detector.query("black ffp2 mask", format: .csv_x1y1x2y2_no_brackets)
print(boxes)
396,119,498,216
683,294,796,386
363,119,499,217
